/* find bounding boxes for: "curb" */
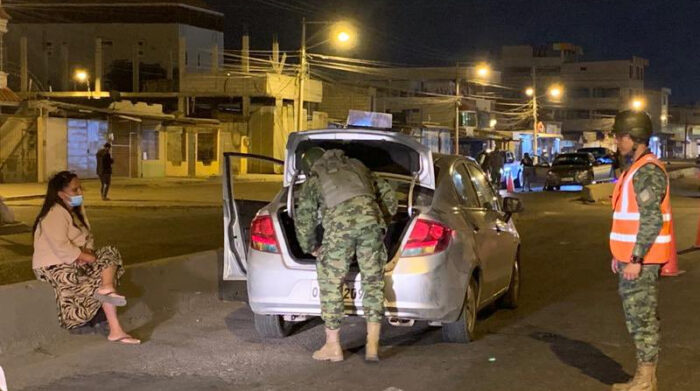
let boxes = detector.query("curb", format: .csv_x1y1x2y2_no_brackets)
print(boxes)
0,249,221,355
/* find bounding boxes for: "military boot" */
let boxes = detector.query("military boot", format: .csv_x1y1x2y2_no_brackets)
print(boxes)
312,328,343,362
611,362,657,391
365,321,381,362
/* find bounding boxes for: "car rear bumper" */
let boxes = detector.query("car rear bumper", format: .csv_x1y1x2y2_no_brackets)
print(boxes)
246,249,467,323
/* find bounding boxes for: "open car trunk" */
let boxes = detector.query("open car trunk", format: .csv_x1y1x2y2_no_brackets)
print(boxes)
278,205,413,264
277,178,434,265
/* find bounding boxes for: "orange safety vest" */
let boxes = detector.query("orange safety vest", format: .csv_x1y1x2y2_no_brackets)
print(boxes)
610,154,672,264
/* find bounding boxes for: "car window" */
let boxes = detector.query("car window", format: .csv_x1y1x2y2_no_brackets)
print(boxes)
553,154,590,166
452,163,479,207
465,162,500,211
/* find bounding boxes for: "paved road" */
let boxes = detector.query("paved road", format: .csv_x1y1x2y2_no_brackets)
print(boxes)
3,189,699,391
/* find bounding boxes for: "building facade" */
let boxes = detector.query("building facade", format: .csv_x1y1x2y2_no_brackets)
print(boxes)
499,43,671,157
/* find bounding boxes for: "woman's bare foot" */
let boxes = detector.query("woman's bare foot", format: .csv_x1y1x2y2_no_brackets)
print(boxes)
108,333,141,345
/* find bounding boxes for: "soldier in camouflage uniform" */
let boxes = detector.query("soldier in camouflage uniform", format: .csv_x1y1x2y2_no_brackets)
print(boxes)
610,111,671,391
295,147,397,362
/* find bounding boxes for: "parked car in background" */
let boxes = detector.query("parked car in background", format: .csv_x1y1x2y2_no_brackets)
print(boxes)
577,147,616,164
545,152,615,190
221,129,524,343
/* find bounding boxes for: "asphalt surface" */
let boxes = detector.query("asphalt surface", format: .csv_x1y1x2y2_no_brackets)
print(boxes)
0,206,224,285
2,185,699,391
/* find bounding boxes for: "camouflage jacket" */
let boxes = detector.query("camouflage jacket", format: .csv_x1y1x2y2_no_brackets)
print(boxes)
631,161,668,258
295,174,398,254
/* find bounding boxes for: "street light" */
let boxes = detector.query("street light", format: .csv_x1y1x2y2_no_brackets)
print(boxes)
297,18,356,131
631,98,645,111
525,87,535,97
548,85,563,99
489,119,498,128
73,69,91,97
475,63,490,78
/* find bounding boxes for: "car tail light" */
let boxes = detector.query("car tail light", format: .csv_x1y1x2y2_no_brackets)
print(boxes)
401,219,452,257
250,215,280,253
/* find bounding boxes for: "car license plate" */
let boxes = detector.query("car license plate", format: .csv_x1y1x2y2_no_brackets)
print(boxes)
310,280,363,302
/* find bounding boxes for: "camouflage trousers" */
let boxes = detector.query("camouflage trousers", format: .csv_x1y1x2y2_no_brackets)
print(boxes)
617,261,661,363
316,222,387,330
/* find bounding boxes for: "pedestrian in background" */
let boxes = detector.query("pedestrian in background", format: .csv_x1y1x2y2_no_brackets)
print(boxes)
96,143,113,201
609,111,671,391
489,147,505,187
520,152,535,192
32,171,140,345
295,147,397,362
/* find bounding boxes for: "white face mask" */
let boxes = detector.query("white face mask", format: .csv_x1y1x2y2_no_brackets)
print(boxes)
68,195,84,207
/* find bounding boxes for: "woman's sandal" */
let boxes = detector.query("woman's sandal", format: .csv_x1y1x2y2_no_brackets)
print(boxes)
94,290,127,307
108,336,141,345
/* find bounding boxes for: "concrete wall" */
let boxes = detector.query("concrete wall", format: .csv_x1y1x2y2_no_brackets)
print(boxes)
318,83,374,122
45,117,68,175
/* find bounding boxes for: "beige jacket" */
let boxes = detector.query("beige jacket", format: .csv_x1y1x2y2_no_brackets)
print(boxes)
32,205,94,269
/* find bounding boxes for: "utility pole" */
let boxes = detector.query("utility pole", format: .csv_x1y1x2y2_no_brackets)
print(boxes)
531,66,539,157
296,18,307,132
454,77,460,155
684,118,689,160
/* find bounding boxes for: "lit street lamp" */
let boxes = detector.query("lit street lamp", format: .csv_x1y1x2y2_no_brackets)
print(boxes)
297,19,356,131
527,69,564,158
476,63,490,79
73,69,92,97
631,98,645,111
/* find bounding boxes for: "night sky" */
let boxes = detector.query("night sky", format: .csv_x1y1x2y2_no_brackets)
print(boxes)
209,0,700,104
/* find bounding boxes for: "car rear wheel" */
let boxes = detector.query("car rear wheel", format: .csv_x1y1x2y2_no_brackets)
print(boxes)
442,278,478,343
498,254,520,309
254,314,292,338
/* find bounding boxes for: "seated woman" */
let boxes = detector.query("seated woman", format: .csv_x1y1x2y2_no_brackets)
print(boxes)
32,171,140,344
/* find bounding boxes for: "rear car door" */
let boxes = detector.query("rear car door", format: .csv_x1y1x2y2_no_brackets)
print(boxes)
464,161,516,297
452,161,501,298
222,152,284,283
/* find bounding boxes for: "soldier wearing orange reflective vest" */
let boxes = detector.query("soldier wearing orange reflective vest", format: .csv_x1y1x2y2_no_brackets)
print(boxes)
610,110,670,391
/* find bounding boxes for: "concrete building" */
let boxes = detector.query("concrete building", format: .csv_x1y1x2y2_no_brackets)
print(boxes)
668,104,700,159
499,43,671,157
4,0,223,93
329,66,504,157
0,1,326,182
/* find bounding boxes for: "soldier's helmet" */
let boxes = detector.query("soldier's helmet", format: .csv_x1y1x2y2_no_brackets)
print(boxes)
300,147,326,175
612,110,653,145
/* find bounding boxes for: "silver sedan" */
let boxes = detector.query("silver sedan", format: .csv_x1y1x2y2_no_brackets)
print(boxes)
221,129,523,343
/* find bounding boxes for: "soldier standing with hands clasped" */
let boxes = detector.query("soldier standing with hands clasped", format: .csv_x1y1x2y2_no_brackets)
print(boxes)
609,111,672,391
295,147,397,363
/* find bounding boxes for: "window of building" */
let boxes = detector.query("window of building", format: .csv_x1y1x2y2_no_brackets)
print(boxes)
567,110,590,119
579,66,587,71
197,132,217,165
197,53,201,67
570,88,590,98
629,65,633,79
592,87,620,98
459,111,477,127
142,130,159,160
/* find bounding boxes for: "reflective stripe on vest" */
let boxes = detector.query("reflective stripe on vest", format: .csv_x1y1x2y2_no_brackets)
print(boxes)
609,154,672,264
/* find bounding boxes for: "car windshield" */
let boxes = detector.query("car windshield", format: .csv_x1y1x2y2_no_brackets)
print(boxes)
553,154,590,166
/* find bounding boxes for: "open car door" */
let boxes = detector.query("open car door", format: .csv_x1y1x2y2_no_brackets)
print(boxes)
220,152,283,301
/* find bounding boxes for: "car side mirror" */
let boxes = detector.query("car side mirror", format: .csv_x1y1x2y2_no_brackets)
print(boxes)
502,197,524,222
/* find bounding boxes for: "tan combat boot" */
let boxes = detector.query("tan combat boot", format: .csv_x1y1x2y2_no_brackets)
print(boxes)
365,321,381,362
611,362,657,391
312,328,343,362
